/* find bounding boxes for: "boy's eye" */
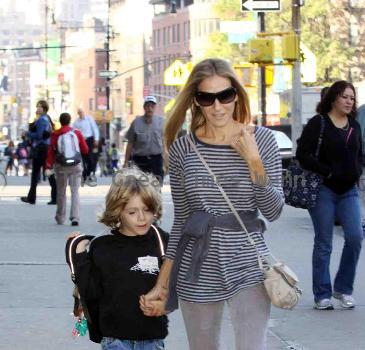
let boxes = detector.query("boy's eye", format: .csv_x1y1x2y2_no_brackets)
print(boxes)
128,211,136,215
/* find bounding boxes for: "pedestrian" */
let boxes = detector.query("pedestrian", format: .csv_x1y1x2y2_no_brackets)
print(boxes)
140,58,284,350
110,142,119,171
97,137,108,177
45,112,89,226
20,100,57,205
4,140,17,176
123,96,165,185
73,108,99,186
296,80,363,310
69,167,168,350
17,135,30,176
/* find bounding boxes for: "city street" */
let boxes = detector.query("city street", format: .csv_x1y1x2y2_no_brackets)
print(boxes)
0,175,364,350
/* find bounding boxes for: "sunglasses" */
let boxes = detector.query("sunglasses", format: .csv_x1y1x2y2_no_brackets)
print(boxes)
195,87,237,107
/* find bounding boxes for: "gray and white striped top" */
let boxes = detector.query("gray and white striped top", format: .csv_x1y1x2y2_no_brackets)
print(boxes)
166,127,284,303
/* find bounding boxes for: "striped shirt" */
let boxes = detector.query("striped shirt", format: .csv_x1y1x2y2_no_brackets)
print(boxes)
166,127,284,303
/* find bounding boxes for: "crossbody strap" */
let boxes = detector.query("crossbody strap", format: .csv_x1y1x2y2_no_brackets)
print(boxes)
151,224,165,257
187,136,269,269
314,115,325,159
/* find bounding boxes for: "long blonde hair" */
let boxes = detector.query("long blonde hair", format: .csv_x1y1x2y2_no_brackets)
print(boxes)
164,58,251,149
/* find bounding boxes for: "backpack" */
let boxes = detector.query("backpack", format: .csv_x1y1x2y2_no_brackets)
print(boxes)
56,130,82,166
65,225,166,344
18,147,28,159
111,148,119,161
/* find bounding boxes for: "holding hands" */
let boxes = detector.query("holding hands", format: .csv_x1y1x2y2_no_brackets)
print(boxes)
140,284,168,317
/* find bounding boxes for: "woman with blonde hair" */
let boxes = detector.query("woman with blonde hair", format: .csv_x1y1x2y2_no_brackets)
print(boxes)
140,58,284,350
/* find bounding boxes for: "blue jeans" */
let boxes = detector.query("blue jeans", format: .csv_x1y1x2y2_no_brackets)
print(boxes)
309,185,363,302
101,337,164,350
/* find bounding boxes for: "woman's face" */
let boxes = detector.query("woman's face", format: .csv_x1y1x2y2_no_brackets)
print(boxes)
36,104,44,115
195,75,237,129
332,87,355,116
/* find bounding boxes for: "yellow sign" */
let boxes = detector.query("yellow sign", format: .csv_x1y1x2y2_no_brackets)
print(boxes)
164,98,176,113
164,60,192,86
94,110,113,123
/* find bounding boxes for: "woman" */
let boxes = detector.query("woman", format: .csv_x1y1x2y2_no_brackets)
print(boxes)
140,58,284,350
20,100,57,205
296,80,363,310
4,140,17,176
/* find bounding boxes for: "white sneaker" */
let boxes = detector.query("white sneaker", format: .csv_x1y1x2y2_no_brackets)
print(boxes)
86,176,97,187
314,298,334,310
333,292,356,309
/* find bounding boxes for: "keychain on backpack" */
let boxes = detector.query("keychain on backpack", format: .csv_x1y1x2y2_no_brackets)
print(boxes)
72,316,88,337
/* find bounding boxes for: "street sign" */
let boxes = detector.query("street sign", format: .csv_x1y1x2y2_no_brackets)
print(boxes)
241,0,280,12
98,70,118,79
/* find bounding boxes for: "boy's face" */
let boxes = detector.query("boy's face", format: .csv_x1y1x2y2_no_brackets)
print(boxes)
119,194,155,236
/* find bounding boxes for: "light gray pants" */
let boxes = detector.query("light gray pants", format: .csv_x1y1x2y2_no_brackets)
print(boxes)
180,284,270,350
55,163,82,224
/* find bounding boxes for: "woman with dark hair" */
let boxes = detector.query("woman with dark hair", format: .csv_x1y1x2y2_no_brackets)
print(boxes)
296,80,363,310
20,100,57,205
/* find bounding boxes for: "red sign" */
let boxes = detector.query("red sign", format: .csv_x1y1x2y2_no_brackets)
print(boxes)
143,86,150,97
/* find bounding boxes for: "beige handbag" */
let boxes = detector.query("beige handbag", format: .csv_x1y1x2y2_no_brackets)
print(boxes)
188,137,302,310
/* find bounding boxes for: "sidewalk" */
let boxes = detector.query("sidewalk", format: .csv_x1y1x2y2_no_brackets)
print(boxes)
0,175,364,349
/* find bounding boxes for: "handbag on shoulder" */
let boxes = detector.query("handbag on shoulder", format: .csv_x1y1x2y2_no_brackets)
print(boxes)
188,137,302,310
283,116,325,209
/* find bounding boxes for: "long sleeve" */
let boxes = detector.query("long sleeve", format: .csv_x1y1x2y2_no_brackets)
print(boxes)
165,143,191,260
27,117,49,141
74,251,103,301
89,117,100,141
76,130,89,155
296,115,331,177
253,128,284,222
45,132,57,168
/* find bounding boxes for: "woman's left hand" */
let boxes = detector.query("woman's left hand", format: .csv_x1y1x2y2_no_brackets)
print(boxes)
230,125,260,164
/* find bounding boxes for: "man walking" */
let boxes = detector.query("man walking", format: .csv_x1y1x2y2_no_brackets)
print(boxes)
123,96,164,184
46,112,89,226
73,108,99,186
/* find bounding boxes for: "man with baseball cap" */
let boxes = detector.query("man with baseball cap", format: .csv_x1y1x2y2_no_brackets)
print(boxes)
124,95,164,184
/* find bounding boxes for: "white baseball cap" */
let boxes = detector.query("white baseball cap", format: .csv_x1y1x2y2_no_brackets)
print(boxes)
144,95,157,104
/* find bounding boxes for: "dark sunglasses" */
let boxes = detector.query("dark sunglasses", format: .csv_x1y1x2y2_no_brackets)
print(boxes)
195,87,237,107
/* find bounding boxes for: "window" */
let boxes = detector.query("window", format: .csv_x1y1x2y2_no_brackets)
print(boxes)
157,29,160,47
163,27,166,46
89,66,93,79
176,23,180,42
89,98,94,111
172,25,176,43
167,26,171,45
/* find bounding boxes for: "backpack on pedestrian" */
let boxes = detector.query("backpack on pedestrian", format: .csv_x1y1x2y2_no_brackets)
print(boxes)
65,234,102,343
56,130,82,166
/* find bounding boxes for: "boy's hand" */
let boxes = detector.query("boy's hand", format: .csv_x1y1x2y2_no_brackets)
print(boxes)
67,232,81,240
142,299,166,317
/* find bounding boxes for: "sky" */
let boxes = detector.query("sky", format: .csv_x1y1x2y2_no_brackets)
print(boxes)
0,0,42,24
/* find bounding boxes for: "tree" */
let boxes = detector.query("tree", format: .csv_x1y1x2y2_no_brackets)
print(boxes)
209,0,356,84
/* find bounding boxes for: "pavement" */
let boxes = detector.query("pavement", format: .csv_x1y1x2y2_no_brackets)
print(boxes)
0,174,364,350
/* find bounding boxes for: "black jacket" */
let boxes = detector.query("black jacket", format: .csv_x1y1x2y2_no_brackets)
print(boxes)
74,226,169,341
296,114,362,194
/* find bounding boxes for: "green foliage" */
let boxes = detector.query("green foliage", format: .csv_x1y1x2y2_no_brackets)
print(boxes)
210,0,355,84
266,0,354,83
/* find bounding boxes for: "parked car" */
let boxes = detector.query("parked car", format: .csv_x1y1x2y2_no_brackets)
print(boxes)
271,130,293,169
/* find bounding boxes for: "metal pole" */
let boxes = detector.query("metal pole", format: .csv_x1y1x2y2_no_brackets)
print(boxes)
291,0,302,152
45,0,49,99
105,0,111,140
258,12,266,126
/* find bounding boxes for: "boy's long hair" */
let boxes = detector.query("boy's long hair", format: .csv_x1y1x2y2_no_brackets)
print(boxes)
99,167,162,230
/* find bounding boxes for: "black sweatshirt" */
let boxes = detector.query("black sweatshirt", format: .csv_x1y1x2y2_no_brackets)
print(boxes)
296,114,362,194
75,226,169,341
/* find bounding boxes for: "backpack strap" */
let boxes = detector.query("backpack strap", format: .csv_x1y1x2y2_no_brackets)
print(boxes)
151,224,165,257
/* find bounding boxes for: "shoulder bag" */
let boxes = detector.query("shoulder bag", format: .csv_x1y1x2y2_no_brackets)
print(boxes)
188,137,302,310
283,116,325,209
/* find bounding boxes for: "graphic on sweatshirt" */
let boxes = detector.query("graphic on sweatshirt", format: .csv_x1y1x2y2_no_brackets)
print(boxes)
130,256,159,275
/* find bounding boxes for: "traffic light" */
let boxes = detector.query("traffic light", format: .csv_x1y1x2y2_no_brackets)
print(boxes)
282,33,300,61
248,38,274,63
